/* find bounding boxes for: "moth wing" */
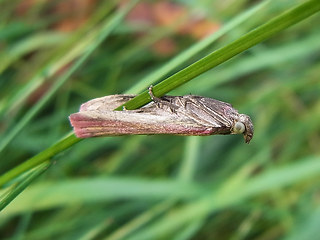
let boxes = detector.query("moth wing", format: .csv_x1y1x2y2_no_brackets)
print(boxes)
69,94,237,138
69,106,222,138
79,94,136,112
170,96,233,129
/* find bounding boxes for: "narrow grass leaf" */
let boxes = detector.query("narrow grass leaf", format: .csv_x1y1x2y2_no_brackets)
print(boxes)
127,155,320,240
0,162,50,211
118,0,320,110
126,0,270,94
0,177,202,218
0,0,140,153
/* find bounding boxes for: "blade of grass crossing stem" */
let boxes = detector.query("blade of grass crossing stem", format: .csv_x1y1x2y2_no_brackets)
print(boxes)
0,162,50,211
0,133,80,187
0,0,140,154
117,0,320,111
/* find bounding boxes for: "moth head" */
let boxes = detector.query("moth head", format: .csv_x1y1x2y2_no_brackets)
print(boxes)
232,114,254,144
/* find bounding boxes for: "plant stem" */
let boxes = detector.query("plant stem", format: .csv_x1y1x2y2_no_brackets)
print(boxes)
0,162,50,210
0,134,80,187
117,0,320,110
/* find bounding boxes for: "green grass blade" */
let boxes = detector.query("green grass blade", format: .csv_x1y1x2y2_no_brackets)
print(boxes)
0,0,140,154
0,162,50,211
0,32,66,73
125,0,270,94
0,133,80,187
105,200,176,240
178,136,201,181
127,156,320,240
0,2,115,119
117,0,320,110
285,207,320,240
0,178,202,217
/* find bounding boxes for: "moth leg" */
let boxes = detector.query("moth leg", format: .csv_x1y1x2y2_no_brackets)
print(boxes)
148,85,162,103
148,85,177,113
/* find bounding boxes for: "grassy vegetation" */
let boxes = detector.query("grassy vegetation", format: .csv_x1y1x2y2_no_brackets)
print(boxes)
1,0,320,239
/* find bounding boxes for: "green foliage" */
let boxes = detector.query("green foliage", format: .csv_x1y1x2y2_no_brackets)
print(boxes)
1,0,320,239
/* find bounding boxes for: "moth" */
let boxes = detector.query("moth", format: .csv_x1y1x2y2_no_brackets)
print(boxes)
69,87,254,143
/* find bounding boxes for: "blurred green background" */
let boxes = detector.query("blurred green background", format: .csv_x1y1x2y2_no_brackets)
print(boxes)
0,0,320,239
